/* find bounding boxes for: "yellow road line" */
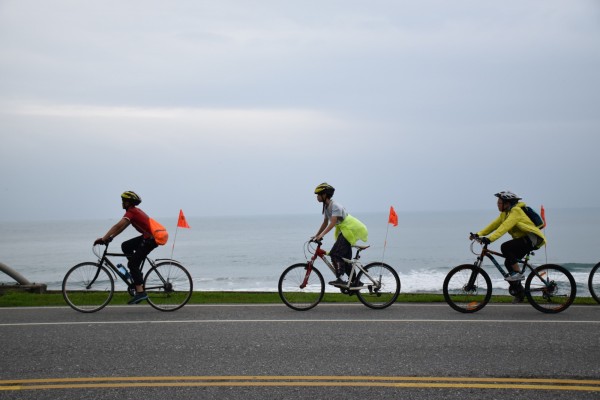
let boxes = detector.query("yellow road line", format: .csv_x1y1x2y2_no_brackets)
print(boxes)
1,376,600,392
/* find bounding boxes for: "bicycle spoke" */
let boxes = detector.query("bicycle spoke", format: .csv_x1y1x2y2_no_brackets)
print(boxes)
62,262,114,313
144,261,193,311
356,262,400,309
525,264,576,313
443,265,491,313
278,263,324,311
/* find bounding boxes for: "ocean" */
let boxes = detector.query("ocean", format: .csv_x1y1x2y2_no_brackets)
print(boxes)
1,208,598,296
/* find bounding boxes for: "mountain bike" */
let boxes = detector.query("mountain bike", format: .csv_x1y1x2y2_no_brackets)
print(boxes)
62,243,193,313
587,261,600,303
278,239,400,311
443,235,576,314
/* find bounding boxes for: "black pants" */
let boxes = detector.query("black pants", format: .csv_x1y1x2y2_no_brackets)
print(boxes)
329,234,352,277
501,236,535,271
121,236,158,286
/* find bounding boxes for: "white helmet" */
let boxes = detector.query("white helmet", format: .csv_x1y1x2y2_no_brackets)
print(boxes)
495,191,521,202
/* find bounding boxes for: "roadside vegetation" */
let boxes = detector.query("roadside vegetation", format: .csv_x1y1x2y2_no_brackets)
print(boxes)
0,290,596,307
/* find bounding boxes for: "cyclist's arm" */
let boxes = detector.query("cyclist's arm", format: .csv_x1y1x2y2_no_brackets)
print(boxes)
99,218,131,242
315,216,338,240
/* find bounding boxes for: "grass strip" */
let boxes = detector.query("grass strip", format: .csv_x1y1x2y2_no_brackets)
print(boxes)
0,290,597,307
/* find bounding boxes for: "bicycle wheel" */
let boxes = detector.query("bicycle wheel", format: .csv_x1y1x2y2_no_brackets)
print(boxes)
62,262,114,313
278,263,324,311
525,264,576,313
443,264,492,313
144,261,193,311
587,262,600,304
355,262,400,309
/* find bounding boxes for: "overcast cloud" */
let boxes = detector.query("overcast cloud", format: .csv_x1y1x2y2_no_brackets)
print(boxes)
1,0,599,221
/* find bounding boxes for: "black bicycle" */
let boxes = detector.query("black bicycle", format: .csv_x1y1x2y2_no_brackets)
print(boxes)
443,235,576,314
62,243,193,313
587,262,600,303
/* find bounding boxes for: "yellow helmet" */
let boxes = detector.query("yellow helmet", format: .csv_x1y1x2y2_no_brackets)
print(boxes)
121,191,142,205
314,182,335,196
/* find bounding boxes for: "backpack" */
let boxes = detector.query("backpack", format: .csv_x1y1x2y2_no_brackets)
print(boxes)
148,218,169,245
521,205,545,229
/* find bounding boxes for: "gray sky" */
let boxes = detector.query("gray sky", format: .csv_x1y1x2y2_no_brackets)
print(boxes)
1,0,599,221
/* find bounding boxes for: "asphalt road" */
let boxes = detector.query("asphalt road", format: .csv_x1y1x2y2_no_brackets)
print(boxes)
1,302,599,399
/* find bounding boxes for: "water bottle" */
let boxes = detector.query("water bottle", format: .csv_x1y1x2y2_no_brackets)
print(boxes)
117,264,131,281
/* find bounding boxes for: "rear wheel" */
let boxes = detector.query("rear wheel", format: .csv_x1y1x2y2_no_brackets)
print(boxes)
355,262,400,309
587,262,600,304
144,261,193,311
525,264,576,313
443,264,492,313
278,263,324,311
62,262,114,313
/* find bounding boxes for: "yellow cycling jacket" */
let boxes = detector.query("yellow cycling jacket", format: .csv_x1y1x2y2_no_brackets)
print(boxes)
335,214,368,246
477,202,546,248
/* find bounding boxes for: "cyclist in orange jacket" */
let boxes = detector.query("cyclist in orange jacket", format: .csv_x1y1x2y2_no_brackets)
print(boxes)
94,191,158,304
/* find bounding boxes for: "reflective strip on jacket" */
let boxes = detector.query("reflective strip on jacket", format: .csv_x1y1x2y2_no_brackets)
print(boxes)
477,202,546,248
334,214,368,246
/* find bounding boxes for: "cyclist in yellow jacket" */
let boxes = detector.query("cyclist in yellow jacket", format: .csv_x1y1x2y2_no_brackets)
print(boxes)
473,191,546,284
312,183,368,287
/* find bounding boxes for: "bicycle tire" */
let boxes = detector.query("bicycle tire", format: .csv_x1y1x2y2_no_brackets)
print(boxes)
355,262,400,309
587,262,600,304
525,264,576,313
443,264,492,313
62,262,114,313
278,263,324,311
144,260,193,312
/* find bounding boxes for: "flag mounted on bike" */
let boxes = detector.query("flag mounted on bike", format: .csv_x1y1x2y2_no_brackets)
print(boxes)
541,205,546,228
177,209,190,229
388,206,398,227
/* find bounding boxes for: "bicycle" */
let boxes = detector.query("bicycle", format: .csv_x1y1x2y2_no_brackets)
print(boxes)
62,243,193,313
442,234,576,314
278,239,400,311
587,261,600,303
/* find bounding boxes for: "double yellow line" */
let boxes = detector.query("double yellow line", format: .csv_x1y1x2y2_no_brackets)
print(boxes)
2,376,600,392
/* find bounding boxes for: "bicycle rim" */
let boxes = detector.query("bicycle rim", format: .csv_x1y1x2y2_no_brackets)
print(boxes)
278,263,324,311
587,262,600,304
144,261,193,311
526,264,576,313
356,262,400,309
443,265,491,313
62,262,114,313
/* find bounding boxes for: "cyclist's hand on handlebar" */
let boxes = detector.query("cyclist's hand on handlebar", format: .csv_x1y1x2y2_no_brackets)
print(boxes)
469,232,479,241
94,237,113,246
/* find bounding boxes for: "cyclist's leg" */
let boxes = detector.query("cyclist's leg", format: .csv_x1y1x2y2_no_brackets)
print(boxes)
122,236,157,291
501,237,532,274
329,234,352,280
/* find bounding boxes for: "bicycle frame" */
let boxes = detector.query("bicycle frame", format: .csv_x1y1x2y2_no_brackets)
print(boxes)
92,244,180,291
472,241,553,291
301,241,380,290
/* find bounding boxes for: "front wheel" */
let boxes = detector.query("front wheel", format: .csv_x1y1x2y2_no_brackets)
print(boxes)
587,262,600,304
62,262,114,313
355,262,400,309
443,264,492,313
144,261,193,311
278,263,324,311
525,264,576,313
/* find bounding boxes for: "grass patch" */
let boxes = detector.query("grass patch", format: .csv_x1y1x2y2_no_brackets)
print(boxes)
0,289,597,307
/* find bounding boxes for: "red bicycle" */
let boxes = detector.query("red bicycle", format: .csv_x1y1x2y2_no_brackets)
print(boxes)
278,239,400,311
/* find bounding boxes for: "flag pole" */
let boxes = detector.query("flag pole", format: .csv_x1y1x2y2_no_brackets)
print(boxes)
169,225,179,261
381,222,390,265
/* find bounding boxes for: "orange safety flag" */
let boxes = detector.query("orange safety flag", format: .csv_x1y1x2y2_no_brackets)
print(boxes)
541,205,546,228
177,209,190,228
388,206,398,227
